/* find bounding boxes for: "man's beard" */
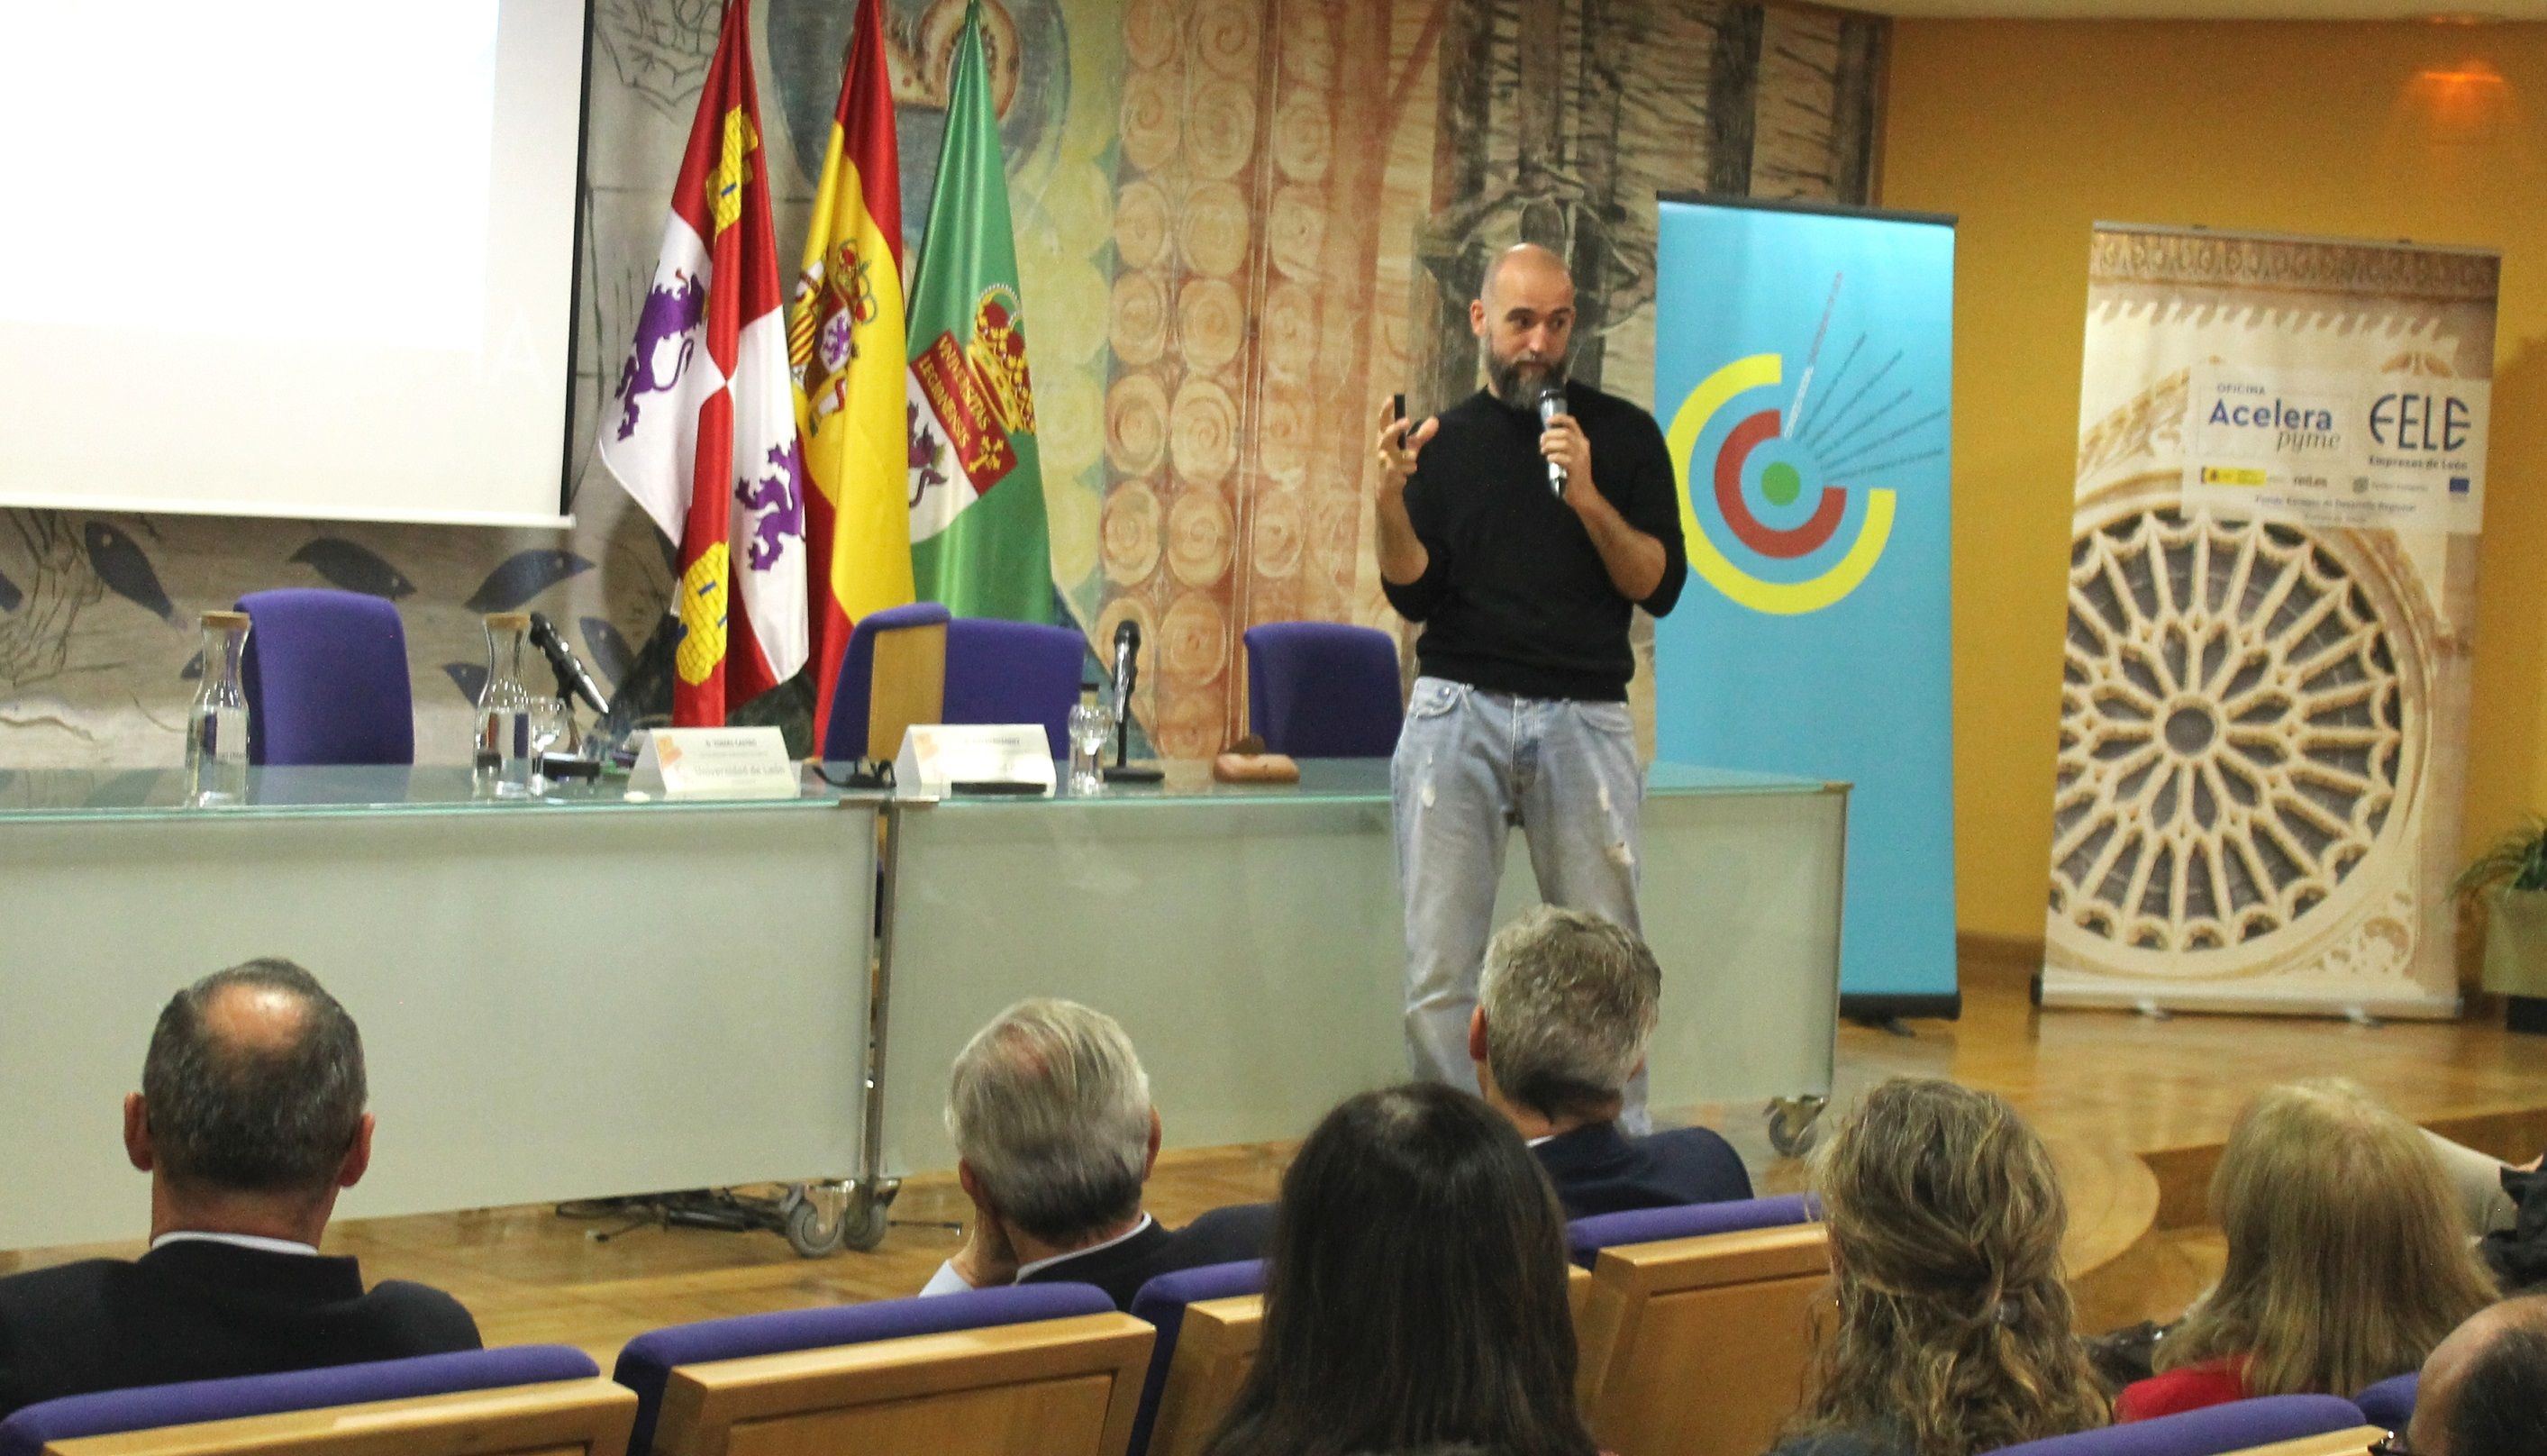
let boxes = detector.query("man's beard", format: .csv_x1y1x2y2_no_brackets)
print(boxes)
1487,346,1569,405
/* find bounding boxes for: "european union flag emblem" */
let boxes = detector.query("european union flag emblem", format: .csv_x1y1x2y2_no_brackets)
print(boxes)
2450,476,2471,496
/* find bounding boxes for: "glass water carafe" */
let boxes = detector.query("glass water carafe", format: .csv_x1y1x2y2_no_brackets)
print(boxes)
473,613,534,797
184,611,251,807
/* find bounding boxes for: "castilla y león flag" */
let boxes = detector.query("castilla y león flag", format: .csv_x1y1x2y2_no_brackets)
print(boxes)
597,0,806,725
791,0,914,734
904,0,1051,623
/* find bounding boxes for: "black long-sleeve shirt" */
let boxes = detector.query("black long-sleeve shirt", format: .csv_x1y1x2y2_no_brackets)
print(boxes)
1382,382,1688,702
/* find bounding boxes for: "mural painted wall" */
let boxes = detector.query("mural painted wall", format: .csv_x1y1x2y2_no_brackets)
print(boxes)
0,0,1882,769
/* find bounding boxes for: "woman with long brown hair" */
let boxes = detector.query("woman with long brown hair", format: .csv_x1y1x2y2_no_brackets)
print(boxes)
1203,1082,1596,1456
1770,1078,2108,1456
2119,1078,2499,1419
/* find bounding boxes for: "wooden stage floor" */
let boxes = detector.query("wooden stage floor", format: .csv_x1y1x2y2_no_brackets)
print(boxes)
9,956,2545,1367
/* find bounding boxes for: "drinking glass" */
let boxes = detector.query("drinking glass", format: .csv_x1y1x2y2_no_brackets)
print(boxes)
1068,701,1113,795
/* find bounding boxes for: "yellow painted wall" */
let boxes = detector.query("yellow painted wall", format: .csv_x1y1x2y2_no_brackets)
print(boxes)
1881,21,2547,943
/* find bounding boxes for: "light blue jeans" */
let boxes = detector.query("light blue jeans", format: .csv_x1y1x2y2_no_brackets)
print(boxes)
1392,675,1650,1130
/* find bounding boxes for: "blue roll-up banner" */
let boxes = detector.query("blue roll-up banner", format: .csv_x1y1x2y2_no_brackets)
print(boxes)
1651,196,1958,1015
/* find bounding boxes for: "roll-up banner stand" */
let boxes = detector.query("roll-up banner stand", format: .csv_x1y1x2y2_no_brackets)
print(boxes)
1651,196,1960,1019
2042,224,2496,1018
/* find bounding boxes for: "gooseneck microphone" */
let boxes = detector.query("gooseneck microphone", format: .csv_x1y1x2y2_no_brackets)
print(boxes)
1109,618,1140,729
528,612,611,716
1536,384,1568,496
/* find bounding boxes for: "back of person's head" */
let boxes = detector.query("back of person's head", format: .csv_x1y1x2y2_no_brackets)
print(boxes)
2160,1078,2497,1397
2408,1295,2547,1456
1205,1083,1595,1456
2446,1325,2547,1456
1477,906,1660,1123
945,997,1153,1246
141,959,367,1197
1788,1077,2107,1456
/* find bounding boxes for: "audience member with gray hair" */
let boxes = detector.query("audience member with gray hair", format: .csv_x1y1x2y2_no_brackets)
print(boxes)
1469,907,1750,1217
919,997,1271,1309
0,960,478,1419
2407,1295,2547,1456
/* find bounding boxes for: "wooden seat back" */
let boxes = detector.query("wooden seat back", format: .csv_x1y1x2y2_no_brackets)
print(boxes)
647,1311,1154,1456
45,1377,634,1456
1576,1223,1832,1456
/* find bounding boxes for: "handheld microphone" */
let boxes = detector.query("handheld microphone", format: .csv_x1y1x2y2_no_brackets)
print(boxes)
1536,385,1567,496
528,612,611,716
1109,619,1140,727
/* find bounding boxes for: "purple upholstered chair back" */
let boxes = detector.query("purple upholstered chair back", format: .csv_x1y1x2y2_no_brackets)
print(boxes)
0,1346,596,1456
1981,1394,2370,1456
820,601,953,761
942,618,1088,760
1123,1259,1268,1456
1243,622,1402,758
237,588,415,767
2352,1372,2416,1430
1566,1192,1818,1269
612,1282,1115,1456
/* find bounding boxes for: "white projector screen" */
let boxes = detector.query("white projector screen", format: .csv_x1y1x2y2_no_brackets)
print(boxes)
0,0,588,527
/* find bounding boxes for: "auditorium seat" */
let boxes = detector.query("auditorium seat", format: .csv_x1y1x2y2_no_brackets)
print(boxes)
1978,1395,2378,1455
1566,1191,1818,1269
237,587,415,766
2350,1372,2415,1430
821,601,952,761
1243,622,1402,758
612,1284,1137,1456
1125,1260,1264,1456
1575,1221,1831,1456
0,1346,622,1456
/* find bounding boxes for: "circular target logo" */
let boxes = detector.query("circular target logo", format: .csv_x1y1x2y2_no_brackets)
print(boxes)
1666,353,1906,615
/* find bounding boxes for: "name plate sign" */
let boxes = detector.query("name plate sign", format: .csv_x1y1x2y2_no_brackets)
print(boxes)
894,723,1055,797
627,727,802,801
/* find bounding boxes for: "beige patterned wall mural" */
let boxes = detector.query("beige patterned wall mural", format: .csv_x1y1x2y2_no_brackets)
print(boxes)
0,0,1880,771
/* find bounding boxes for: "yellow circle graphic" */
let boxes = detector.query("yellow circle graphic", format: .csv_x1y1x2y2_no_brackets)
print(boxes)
1666,353,1897,616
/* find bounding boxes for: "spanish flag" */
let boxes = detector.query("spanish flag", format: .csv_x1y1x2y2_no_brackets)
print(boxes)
596,0,807,726
790,0,914,734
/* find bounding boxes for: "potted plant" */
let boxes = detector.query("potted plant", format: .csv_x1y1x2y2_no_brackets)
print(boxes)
2458,817,2547,1032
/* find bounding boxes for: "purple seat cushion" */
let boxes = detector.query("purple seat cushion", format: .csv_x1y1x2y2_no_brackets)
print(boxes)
1123,1260,1268,1456
820,601,953,761
941,618,1088,760
237,588,415,767
1566,1193,1818,1268
2352,1372,2415,1429
1243,623,1402,758
612,1283,1116,1456
1983,1394,2370,1455
0,1346,596,1456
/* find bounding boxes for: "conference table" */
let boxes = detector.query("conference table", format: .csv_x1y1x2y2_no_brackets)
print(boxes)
0,760,1845,1255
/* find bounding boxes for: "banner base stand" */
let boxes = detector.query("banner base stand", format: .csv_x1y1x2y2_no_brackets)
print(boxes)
1838,991,1961,1023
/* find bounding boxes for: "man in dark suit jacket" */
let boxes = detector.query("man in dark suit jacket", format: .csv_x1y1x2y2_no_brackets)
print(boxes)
1471,908,1752,1220
918,1000,1271,1309
0,960,480,1419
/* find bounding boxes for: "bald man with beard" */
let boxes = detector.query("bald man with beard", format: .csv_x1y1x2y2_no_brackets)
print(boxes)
1374,243,1688,1131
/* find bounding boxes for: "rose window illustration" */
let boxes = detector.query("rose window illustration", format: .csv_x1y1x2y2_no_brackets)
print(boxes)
2050,505,2424,969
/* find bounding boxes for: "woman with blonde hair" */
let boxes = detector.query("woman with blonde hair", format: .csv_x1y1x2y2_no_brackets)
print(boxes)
1769,1078,2108,1456
2119,1078,2499,1419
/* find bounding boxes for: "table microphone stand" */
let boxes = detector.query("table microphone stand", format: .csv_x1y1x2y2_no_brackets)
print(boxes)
1104,694,1163,784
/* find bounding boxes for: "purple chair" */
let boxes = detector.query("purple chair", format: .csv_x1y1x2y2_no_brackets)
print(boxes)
943,618,1088,760
820,610,1086,762
237,588,415,766
1982,1394,2372,1456
1243,622,1403,758
2353,1372,2416,1430
1123,1259,1267,1456
820,601,953,760
1566,1192,1818,1269
0,1346,597,1456
612,1283,1114,1456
